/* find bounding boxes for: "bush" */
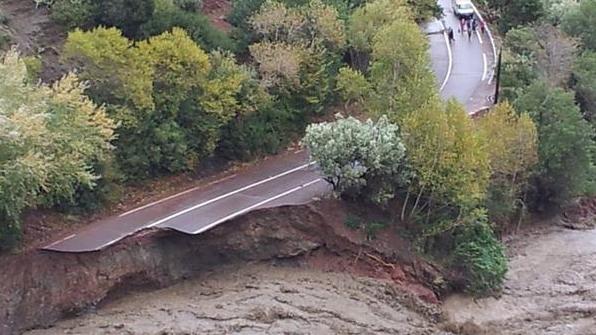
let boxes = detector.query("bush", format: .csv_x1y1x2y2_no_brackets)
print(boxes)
453,212,508,296
216,103,301,161
50,0,96,30
0,32,10,50
141,0,236,51
96,0,155,38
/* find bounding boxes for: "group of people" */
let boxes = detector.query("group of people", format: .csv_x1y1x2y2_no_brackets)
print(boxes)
447,15,485,43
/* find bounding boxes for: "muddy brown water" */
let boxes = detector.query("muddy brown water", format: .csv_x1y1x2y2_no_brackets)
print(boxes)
443,227,596,335
24,227,596,335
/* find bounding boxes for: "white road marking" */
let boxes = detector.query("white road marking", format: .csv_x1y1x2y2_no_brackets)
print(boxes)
119,173,238,218
482,53,488,81
140,162,316,230
476,29,483,44
188,178,323,234
471,2,497,83
44,234,76,248
438,20,453,92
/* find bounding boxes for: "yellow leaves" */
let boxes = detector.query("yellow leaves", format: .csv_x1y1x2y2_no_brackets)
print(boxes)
402,100,490,208
307,0,346,50
49,73,116,145
476,101,538,177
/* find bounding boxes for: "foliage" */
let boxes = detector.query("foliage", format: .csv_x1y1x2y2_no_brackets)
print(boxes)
302,114,409,205
368,18,435,117
572,51,596,124
515,81,596,209
562,0,596,51
0,50,115,249
400,100,490,221
347,0,410,54
63,27,264,179
405,0,441,22
476,102,538,225
174,0,202,11
453,210,508,296
140,0,236,51
485,0,545,33
335,66,370,108
96,0,155,38
50,0,96,29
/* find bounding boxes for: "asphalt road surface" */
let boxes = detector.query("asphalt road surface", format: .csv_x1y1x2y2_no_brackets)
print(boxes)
43,2,495,253
430,0,497,111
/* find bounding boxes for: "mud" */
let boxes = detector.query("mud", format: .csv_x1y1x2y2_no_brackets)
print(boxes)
24,264,450,335
443,226,596,335
0,200,443,335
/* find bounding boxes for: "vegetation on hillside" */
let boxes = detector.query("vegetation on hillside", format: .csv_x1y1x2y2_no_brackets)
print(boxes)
1,0,594,296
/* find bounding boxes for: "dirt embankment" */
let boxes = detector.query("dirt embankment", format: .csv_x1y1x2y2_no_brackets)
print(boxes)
0,200,444,335
0,0,67,82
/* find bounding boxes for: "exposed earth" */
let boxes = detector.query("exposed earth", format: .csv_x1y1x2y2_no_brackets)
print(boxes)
22,214,596,335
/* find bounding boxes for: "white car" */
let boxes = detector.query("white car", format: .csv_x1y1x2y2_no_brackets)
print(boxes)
453,0,475,18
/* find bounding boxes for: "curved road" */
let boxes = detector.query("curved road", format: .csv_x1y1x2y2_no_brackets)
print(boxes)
42,2,495,253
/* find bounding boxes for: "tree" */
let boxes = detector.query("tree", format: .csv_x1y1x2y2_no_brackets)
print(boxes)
64,27,260,178
572,51,596,124
335,66,370,109
400,99,490,221
347,0,410,70
140,0,236,51
486,0,544,33
562,0,596,51
0,50,115,248
63,27,154,111
368,19,436,117
515,81,596,208
302,114,409,205
96,0,155,38
476,102,538,225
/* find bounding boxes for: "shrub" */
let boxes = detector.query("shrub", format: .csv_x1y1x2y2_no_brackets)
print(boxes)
141,0,236,51
0,32,10,50
50,0,96,30
453,211,508,296
216,103,300,161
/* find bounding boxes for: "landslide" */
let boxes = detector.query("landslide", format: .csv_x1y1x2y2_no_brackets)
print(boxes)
0,200,445,335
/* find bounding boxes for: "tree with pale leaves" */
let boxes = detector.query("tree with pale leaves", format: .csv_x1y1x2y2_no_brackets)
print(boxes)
0,50,115,248
302,114,409,205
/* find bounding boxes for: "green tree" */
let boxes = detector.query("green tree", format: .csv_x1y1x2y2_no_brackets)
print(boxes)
0,50,115,248
140,0,236,51
302,114,409,204
96,0,155,38
486,0,544,33
335,66,370,109
562,0,596,51
572,51,596,124
515,81,596,208
368,19,436,117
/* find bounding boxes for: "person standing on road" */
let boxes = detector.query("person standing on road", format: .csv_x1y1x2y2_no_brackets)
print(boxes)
472,18,478,32
479,19,486,34
448,27,455,43
466,19,472,40
459,17,465,34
